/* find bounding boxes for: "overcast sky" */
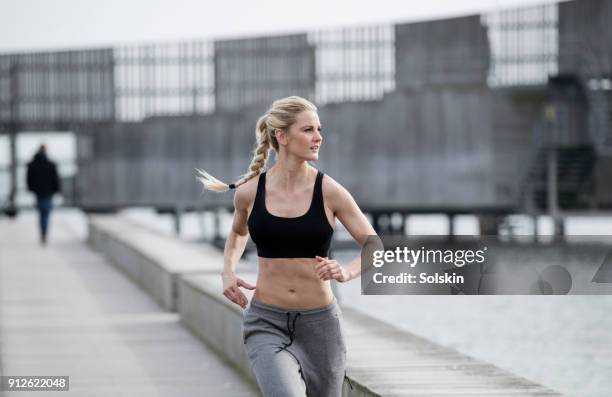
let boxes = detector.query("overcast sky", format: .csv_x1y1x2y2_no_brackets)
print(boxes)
0,0,561,53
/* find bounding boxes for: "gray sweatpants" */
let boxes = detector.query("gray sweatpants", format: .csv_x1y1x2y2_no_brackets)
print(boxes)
242,296,350,397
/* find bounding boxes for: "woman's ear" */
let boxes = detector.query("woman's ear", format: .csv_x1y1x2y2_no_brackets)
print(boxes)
275,128,288,146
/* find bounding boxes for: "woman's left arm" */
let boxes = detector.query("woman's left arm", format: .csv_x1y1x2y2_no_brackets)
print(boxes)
315,176,379,283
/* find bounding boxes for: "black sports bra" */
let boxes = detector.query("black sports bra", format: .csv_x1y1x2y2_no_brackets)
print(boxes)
247,170,334,258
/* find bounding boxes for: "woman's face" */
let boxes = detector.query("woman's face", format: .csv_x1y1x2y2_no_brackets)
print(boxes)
280,110,323,161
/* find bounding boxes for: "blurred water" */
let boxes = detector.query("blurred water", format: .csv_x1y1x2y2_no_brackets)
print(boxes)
332,250,612,397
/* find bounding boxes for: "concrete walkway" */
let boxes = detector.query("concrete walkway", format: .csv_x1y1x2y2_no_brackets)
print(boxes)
0,211,258,397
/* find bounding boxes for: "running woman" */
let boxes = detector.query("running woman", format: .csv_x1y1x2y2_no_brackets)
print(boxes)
197,95,377,397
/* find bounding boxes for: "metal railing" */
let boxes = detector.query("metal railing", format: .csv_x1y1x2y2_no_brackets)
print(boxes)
0,1,574,127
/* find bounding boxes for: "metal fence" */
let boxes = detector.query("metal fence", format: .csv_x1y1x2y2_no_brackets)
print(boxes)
114,41,215,121
109,24,396,121
1,0,601,128
308,24,395,104
0,49,115,129
483,3,558,86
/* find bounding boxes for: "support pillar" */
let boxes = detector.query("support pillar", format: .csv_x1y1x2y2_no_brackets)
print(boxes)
173,205,183,236
5,62,19,217
547,147,564,239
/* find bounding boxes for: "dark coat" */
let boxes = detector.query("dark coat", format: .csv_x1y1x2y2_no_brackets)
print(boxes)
26,152,61,197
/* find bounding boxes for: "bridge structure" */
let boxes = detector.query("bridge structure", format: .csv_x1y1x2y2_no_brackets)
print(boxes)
1,0,611,236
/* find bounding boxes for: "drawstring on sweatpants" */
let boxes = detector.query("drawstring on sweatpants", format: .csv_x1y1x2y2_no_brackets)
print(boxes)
273,310,352,390
275,312,301,353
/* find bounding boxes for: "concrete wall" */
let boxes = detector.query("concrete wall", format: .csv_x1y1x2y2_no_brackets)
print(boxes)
214,35,315,111
72,2,612,212
491,87,548,202
594,156,612,207
89,214,562,397
76,86,547,211
87,215,227,310
558,0,612,78
395,15,490,89
317,88,500,208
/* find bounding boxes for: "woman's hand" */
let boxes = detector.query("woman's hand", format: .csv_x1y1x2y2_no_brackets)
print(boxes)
222,272,256,309
315,256,351,283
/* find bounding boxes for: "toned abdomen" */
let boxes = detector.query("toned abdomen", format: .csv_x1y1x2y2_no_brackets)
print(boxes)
253,258,334,310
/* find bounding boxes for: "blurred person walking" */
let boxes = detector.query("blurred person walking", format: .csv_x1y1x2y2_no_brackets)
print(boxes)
26,144,61,245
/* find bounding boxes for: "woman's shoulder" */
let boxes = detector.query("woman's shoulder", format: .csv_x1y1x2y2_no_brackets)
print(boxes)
320,171,354,209
234,173,261,210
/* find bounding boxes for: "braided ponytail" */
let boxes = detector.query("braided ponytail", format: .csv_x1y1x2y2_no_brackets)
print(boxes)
196,95,317,193
237,115,272,182
195,115,272,192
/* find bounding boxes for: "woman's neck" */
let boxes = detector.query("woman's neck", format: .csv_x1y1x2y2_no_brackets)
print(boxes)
268,157,312,191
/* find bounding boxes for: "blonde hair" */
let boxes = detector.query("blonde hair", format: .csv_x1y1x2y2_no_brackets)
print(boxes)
196,95,318,192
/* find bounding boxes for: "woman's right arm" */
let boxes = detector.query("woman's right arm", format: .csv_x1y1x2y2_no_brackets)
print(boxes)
221,185,256,308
